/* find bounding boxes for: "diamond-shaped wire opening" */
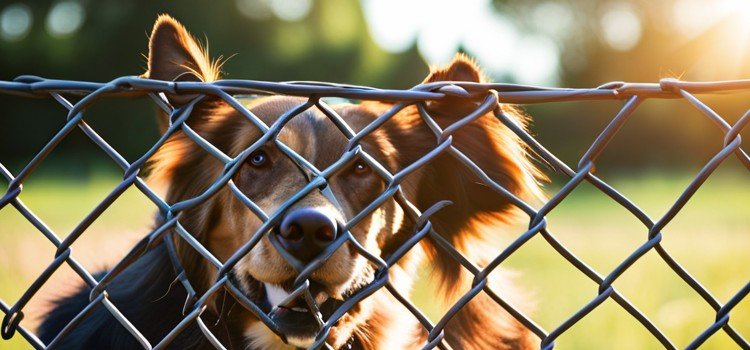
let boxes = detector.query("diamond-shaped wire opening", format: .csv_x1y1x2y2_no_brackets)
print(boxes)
10,129,127,234
613,248,735,348
555,297,667,349
541,179,648,272
498,231,599,329
0,207,78,326
79,96,162,163
655,166,750,297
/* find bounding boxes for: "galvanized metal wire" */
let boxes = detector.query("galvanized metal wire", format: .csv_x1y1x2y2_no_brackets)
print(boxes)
0,75,748,350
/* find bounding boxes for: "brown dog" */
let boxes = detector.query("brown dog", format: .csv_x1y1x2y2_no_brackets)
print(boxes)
39,15,543,350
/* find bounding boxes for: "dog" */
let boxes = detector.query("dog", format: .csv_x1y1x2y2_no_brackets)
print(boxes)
38,15,544,350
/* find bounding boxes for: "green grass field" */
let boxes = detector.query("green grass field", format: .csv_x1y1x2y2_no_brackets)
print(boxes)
1,171,748,349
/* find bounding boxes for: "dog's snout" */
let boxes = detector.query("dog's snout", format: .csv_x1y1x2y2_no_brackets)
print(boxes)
278,208,337,262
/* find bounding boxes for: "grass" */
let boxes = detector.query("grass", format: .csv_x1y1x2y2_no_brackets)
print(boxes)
1,171,748,349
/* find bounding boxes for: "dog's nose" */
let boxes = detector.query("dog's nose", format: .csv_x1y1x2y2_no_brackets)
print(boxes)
277,208,337,262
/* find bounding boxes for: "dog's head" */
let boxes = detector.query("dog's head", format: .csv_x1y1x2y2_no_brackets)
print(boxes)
144,15,542,349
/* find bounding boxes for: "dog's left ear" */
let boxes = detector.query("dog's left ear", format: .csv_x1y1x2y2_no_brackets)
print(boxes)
391,54,543,348
401,54,543,293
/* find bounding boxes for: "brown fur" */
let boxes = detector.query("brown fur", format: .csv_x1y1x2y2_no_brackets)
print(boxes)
143,14,543,350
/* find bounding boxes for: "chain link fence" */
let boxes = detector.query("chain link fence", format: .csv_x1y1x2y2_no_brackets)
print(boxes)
0,75,748,349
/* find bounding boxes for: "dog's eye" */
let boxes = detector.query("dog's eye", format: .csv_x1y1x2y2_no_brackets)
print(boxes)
249,151,267,167
353,160,369,174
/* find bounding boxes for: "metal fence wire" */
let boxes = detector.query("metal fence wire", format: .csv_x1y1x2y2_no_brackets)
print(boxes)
0,75,748,350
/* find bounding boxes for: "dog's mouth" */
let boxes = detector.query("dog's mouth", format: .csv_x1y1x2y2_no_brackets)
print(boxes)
235,273,361,348
261,281,343,346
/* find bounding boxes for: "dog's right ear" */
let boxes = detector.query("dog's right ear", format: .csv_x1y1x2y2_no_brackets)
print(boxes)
144,15,221,108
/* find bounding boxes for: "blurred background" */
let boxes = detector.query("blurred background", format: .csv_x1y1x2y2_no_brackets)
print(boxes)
0,0,748,349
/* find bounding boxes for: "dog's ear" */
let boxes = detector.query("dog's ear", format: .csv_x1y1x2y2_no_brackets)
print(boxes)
398,54,543,294
144,15,221,108
391,54,543,348
144,15,234,187
144,16,233,189
424,53,484,84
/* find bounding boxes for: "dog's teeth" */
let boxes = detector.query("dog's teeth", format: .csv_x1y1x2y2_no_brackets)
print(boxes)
291,307,308,312
315,292,329,304
263,283,292,308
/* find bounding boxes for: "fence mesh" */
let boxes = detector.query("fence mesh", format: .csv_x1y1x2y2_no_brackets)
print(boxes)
0,75,748,350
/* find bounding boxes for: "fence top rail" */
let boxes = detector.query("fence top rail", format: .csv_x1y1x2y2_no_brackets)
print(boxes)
2,76,750,104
